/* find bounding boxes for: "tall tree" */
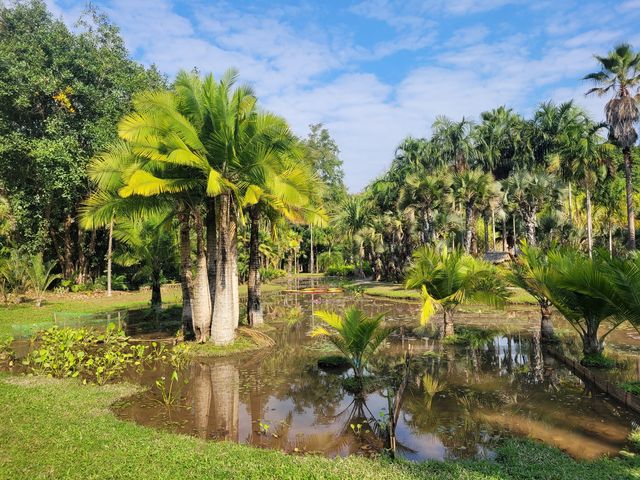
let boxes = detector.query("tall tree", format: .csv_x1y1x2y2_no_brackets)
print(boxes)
585,43,640,250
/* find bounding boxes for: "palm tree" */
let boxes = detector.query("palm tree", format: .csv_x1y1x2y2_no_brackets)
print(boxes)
112,211,176,309
398,170,451,245
334,195,371,277
451,169,498,253
504,169,561,246
557,119,613,257
26,254,60,307
542,251,622,359
585,43,640,250
405,246,509,337
431,116,475,172
311,308,393,383
473,106,524,179
509,243,556,342
594,176,625,255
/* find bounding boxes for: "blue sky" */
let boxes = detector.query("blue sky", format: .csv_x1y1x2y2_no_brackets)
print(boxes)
47,0,640,191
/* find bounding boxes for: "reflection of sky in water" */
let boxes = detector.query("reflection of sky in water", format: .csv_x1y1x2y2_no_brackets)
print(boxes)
114,283,640,462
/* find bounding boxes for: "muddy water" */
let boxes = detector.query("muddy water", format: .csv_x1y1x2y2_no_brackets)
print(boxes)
113,285,640,461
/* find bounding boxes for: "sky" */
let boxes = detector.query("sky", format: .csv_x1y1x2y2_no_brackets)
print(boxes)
45,0,640,192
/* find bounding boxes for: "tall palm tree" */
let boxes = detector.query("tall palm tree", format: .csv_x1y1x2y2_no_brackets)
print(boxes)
594,176,625,255
504,169,561,246
334,195,371,277
451,169,498,253
557,119,613,257
431,116,475,173
473,106,524,179
509,243,556,342
585,43,640,249
405,246,508,337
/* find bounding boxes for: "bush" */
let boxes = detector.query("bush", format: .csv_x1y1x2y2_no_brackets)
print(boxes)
326,265,355,277
620,381,640,395
580,353,616,368
317,251,344,272
630,427,640,452
259,267,286,282
22,324,183,384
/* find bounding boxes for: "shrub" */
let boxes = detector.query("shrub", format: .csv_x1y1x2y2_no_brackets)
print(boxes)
580,352,616,368
620,381,640,395
326,265,355,277
317,251,344,272
259,267,286,282
630,427,640,452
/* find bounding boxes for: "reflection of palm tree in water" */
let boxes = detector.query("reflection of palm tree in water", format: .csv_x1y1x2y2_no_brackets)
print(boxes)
192,359,239,441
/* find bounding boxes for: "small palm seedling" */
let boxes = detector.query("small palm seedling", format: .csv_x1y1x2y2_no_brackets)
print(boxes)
311,308,393,384
25,254,60,307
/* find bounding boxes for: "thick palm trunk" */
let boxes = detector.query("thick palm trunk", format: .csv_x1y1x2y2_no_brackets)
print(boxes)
206,198,217,310
582,319,603,357
178,209,194,340
211,194,238,345
483,212,489,254
539,300,554,343
151,266,162,309
106,218,113,297
586,186,593,258
502,217,507,252
443,309,455,337
210,359,239,442
525,211,536,246
247,207,264,326
464,204,473,253
192,208,212,343
193,362,212,439
624,147,636,250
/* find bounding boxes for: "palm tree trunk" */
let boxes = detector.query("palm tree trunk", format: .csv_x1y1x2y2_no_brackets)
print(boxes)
539,300,554,343
512,215,517,250
586,186,593,258
106,218,113,297
464,205,473,253
206,198,217,310
247,207,263,327
609,224,613,257
178,208,194,340
151,266,162,309
483,212,489,254
491,209,496,250
525,212,536,246
582,319,603,357
193,362,212,438
568,183,573,226
502,216,507,252
310,224,314,274
443,309,455,337
624,146,636,250
211,194,238,345
192,208,212,343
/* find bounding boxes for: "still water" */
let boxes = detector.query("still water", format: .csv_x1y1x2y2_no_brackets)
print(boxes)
113,285,640,461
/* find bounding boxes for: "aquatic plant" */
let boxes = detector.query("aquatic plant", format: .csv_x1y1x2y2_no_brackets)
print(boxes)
311,308,392,383
405,246,508,337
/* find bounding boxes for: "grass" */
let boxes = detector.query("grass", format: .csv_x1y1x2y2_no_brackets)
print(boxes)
361,283,537,306
620,382,640,395
186,336,261,358
0,283,284,337
0,375,638,479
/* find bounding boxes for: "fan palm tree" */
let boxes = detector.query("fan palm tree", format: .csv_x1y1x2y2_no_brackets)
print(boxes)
451,169,498,253
504,169,561,246
585,43,640,249
557,119,613,257
508,243,556,342
431,116,475,172
405,246,509,337
112,211,176,309
542,251,623,359
311,308,393,383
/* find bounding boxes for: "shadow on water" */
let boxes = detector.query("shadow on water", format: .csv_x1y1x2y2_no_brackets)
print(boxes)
110,280,640,462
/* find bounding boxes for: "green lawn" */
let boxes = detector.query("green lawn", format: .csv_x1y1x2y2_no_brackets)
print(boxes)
0,283,284,337
0,375,637,479
361,283,537,305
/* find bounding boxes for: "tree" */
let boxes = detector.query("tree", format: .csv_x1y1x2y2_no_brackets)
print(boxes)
451,170,499,253
542,251,622,360
405,246,508,337
585,43,640,250
311,308,393,384
504,170,561,246
25,254,60,307
593,176,625,255
509,243,556,342
112,212,176,309
0,1,164,278
431,116,474,172
334,195,371,277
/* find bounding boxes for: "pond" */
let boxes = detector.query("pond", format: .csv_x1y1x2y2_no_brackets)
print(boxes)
110,281,640,462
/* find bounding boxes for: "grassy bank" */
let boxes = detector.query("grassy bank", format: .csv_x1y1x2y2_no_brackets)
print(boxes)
359,283,537,305
0,283,283,337
0,375,638,479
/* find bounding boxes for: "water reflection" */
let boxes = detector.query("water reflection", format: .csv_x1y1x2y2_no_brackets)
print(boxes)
114,288,640,462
